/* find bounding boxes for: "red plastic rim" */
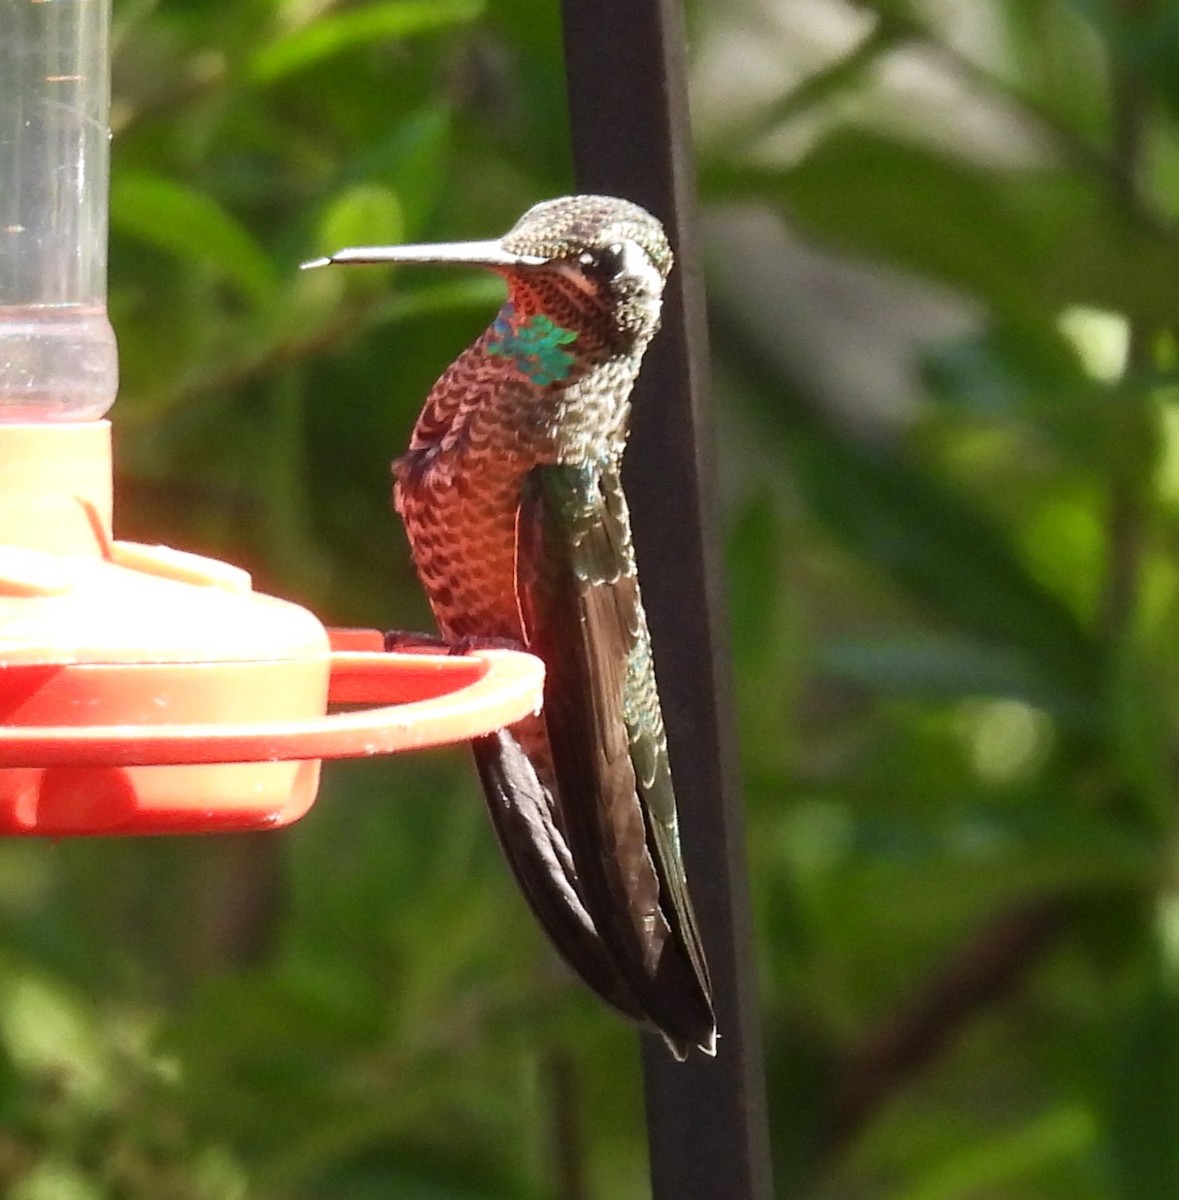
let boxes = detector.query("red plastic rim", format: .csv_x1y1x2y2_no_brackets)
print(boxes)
0,648,543,768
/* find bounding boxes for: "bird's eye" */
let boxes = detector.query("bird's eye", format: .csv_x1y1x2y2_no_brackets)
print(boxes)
577,244,626,278
598,243,626,276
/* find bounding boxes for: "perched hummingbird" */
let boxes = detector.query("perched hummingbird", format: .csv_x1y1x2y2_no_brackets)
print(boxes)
304,195,715,1058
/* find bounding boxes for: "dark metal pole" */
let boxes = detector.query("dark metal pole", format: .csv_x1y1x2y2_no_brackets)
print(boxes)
559,2,774,1197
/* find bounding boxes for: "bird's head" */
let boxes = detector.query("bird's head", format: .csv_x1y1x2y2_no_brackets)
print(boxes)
497,195,671,346
304,195,672,351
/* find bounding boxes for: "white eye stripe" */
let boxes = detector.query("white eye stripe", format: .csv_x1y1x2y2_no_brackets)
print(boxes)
552,239,661,296
552,258,601,295
616,239,663,295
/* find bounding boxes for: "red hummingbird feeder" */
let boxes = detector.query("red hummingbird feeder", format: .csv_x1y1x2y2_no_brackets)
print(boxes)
0,0,543,836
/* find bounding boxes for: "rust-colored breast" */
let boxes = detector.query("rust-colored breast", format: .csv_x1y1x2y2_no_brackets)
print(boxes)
393,298,640,643
393,340,537,641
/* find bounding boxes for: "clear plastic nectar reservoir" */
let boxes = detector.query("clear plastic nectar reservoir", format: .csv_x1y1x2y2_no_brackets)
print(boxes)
0,0,118,420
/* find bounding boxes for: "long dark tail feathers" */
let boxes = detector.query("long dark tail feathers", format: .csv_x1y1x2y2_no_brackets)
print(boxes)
471,730,647,1022
660,1024,718,1062
472,729,717,1056
508,466,717,1058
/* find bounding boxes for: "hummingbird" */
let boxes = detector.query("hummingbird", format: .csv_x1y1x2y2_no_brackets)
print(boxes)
304,195,715,1058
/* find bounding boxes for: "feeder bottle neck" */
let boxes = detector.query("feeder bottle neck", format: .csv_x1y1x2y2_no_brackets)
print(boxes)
0,0,118,421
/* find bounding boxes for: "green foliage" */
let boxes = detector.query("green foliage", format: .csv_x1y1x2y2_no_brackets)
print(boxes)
8,0,1179,1195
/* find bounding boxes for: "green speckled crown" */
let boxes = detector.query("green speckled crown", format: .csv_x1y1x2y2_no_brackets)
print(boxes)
501,195,673,279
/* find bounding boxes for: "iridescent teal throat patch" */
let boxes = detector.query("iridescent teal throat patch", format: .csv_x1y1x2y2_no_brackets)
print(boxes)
487,306,577,385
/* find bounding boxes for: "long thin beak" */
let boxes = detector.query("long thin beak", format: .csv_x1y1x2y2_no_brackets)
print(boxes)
301,239,546,271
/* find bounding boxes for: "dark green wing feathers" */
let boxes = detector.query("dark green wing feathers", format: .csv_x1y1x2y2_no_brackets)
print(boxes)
507,462,715,1058
470,727,648,1022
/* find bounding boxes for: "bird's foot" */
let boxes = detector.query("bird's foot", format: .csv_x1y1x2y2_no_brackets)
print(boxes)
382,630,525,656
446,634,526,656
382,629,450,652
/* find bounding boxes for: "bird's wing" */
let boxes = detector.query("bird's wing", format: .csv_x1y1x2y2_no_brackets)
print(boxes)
471,728,647,1021
515,462,715,1057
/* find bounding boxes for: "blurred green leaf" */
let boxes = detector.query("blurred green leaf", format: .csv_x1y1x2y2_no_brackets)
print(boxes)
1101,971,1179,1200
1068,0,1179,125
314,183,405,267
249,0,485,84
890,1105,1094,1200
716,129,1179,324
112,170,279,307
718,312,1103,700
819,633,1097,723
351,108,453,237
0,967,106,1105
1107,641,1176,828
10,1162,102,1200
